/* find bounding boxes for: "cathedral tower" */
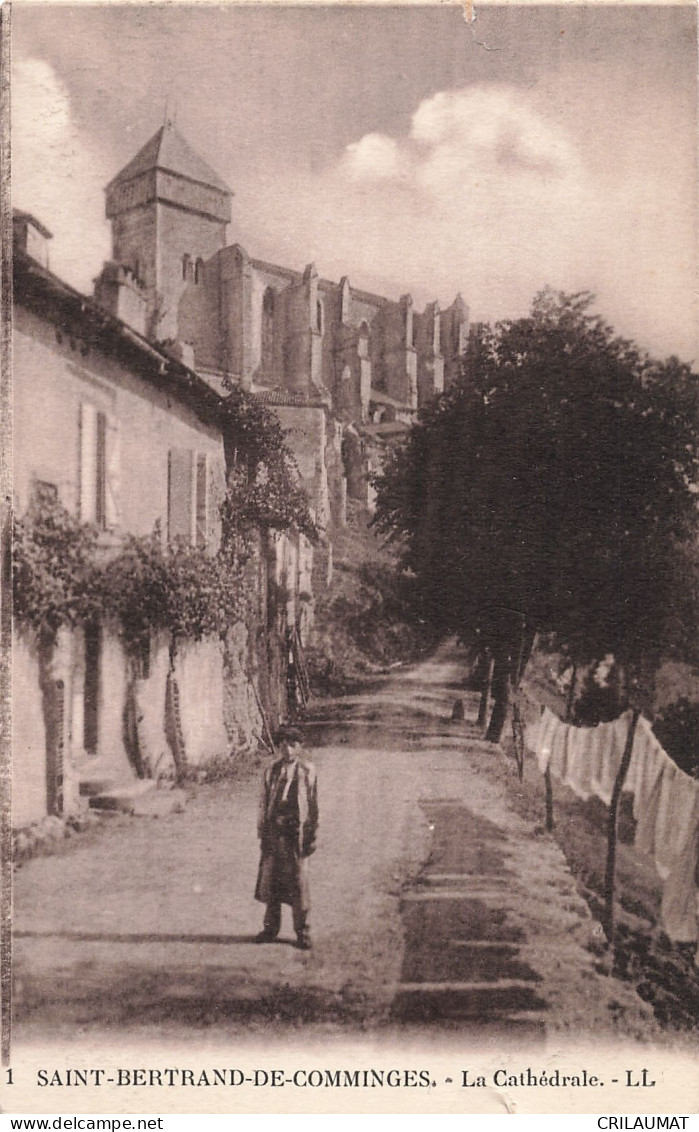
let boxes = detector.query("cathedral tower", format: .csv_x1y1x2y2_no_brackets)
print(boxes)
104,120,232,341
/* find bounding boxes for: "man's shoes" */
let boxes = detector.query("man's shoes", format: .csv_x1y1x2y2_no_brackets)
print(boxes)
295,933,312,950
255,930,277,943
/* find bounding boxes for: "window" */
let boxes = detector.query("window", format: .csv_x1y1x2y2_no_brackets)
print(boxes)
79,403,120,529
261,288,275,373
194,257,204,285
168,448,210,547
406,308,414,348
182,254,191,282
316,299,323,334
340,278,351,324
195,454,208,547
33,480,58,505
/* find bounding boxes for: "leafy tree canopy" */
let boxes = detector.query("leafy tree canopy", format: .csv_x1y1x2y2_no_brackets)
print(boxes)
374,290,699,718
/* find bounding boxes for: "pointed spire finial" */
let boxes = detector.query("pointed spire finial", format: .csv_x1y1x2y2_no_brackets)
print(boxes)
164,84,178,130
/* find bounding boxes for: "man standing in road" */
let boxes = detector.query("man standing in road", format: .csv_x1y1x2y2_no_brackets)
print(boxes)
255,725,318,949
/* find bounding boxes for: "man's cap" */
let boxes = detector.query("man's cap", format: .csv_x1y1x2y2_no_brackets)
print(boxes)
276,724,304,746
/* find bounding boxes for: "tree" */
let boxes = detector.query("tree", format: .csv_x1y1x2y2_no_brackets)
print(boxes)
374,290,699,740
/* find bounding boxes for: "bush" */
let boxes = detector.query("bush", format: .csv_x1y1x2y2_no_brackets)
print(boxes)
652,698,699,778
100,533,245,652
13,498,246,653
573,658,626,725
13,496,99,634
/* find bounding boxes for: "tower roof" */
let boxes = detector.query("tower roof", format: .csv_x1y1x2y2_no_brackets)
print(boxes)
107,121,232,195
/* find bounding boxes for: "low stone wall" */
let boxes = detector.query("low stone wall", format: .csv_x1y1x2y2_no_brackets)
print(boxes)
12,633,49,827
175,637,230,766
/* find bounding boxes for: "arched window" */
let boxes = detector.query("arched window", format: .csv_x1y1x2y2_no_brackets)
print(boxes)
316,299,323,334
261,288,275,374
182,253,191,281
194,257,204,284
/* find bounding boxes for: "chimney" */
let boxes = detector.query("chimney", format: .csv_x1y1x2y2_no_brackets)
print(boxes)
13,211,53,268
94,261,148,337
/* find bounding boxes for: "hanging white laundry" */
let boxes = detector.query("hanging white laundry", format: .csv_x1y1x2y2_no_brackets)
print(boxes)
627,720,665,854
548,714,570,782
657,773,699,942
535,707,559,774
563,722,596,800
591,710,634,806
524,716,542,758
533,702,699,946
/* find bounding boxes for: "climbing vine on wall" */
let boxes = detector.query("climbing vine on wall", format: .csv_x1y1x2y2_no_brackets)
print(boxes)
221,464,316,545
13,497,245,650
99,529,246,653
13,388,316,645
220,383,318,542
12,496,100,635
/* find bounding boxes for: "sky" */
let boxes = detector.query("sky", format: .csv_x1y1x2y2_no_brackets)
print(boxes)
11,3,698,362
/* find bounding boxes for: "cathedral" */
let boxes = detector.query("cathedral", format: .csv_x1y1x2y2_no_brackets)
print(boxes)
95,119,470,527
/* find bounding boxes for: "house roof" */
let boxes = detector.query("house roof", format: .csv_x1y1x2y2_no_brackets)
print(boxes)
13,210,53,239
13,250,224,430
106,122,232,195
363,421,411,438
369,388,414,411
252,385,331,410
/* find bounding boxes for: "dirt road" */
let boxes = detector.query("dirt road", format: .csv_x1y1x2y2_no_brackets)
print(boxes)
13,644,664,1045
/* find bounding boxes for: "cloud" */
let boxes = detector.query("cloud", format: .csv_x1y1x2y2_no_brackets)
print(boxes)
12,57,111,292
237,82,694,361
340,133,407,184
238,86,592,320
411,87,581,180
337,87,582,197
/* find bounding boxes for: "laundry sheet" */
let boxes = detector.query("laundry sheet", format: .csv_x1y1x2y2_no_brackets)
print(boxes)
527,706,699,946
531,706,634,804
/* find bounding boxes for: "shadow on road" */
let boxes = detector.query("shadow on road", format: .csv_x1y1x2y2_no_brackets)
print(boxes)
392,799,548,1039
15,930,259,946
14,963,371,1030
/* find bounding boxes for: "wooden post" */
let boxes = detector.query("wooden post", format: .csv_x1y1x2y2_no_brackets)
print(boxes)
514,612,526,687
545,663,577,834
603,709,640,942
566,662,577,723
544,767,554,831
477,654,494,728
537,704,555,831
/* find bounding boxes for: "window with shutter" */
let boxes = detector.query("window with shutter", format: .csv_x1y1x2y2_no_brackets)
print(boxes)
196,453,208,548
261,288,275,374
168,448,195,543
80,403,118,529
104,415,121,529
79,402,97,523
95,411,107,528
80,404,106,526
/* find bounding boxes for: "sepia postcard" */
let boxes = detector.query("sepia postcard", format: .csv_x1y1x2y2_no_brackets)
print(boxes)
2,0,698,1118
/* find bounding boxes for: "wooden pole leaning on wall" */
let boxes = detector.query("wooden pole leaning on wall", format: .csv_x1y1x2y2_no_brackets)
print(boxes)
250,674,277,756
477,654,495,728
603,708,640,944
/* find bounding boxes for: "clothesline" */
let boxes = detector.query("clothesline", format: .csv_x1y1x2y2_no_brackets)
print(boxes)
525,707,699,948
